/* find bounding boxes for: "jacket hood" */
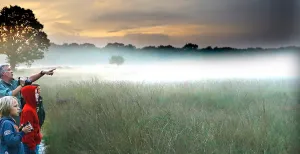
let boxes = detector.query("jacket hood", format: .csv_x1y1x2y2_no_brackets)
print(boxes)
21,85,38,108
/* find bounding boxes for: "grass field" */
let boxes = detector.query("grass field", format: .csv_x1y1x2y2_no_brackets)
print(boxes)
18,74,297,154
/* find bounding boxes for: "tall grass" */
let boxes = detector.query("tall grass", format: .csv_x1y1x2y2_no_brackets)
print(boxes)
37,78,298,154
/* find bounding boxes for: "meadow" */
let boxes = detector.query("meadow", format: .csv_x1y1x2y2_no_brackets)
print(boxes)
14,70,298,154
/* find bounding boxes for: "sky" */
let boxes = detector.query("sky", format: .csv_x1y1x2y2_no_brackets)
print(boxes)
0,0,299,48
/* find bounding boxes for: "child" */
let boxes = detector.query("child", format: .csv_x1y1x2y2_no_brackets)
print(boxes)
0,96,31,154
31,84,45,128
20,85,42,154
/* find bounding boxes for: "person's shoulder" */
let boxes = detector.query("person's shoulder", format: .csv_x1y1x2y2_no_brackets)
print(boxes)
11,79,19,85
0,80,5,86
1,119,14,129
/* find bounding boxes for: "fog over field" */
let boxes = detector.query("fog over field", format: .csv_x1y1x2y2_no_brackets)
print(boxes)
0,50,298,82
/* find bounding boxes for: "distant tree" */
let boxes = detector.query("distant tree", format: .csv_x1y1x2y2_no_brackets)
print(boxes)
202,46,213,50
49,42,59,49
209,46,237,53
213,46,219,50
182,43,198,51
50,42,58,47
105,42,125,49
222,47,236,50
0,5,50,70
62,43,69,48
141,46,157,50
81,43,96,48
157,45,176,51
69,43,79,48
109,55,125,66
246,47,256,51
124,44,136,50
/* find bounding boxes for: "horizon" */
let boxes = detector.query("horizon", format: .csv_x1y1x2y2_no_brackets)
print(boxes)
48,42,300,49
1,0,299,48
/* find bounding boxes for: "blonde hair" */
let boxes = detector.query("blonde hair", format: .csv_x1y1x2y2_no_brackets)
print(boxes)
0,96,18,117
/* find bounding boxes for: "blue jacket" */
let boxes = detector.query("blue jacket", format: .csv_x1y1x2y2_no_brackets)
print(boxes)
0,117,25,154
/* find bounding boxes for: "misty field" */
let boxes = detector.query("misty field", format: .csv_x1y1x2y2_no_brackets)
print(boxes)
25,76,298,154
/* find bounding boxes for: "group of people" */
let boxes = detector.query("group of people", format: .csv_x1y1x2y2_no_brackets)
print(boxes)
0,64,56,154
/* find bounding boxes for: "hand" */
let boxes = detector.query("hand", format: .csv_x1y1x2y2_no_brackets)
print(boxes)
22,125,32,134
19,79,25,87
42,68,56,76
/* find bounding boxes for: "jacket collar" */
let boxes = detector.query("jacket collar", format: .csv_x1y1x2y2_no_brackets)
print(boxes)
0,116,16,124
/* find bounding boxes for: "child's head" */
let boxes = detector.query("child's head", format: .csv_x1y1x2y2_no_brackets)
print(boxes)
0,96,20,117
21,85,40,106
32,84,40,102
32,84,40,94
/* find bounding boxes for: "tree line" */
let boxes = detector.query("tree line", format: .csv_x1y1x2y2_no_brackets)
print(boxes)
50,42,300,53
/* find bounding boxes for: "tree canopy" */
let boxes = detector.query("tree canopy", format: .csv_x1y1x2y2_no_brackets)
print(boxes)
0,5,50,70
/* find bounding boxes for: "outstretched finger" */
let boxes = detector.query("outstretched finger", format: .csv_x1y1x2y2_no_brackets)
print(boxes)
49,68,56,72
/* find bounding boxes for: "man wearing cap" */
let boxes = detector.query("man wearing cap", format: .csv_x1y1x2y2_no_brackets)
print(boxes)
0,64,56,125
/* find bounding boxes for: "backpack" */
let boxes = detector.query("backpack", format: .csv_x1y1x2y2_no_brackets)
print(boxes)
37,95,46,127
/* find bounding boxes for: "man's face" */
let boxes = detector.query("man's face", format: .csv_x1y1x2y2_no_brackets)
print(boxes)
2,66,13,79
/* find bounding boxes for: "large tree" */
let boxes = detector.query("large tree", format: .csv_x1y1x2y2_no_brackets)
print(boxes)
0,5,50,70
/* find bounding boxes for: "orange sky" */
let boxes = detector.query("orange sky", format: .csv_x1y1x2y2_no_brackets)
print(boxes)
1,0,299,48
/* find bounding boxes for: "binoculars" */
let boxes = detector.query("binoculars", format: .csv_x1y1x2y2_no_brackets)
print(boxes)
17,77,32,86
19,121,34,132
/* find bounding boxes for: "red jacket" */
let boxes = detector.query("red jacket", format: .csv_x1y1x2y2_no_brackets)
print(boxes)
20,85,42,150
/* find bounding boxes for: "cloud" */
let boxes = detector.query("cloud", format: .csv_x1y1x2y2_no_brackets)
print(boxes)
1,0,299,47
48,33,171,48
236,0,299,44
93,10,189,24
51,22,82,36
124,33,171,47
90,0,299,42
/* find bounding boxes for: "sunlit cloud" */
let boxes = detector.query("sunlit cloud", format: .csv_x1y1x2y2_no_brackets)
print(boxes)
79,24,242,38
0,0,299,47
